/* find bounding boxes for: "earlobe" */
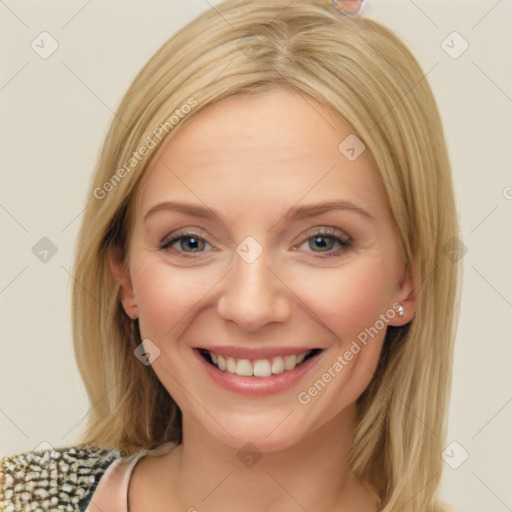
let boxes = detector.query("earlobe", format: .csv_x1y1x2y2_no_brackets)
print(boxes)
108,246,138,319
389,264,417,326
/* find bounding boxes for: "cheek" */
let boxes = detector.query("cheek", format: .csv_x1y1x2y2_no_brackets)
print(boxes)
291,261,393,412
130,258,212,338
290,257,393,339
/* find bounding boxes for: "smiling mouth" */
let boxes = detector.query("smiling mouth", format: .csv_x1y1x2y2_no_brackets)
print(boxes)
198,348,323,377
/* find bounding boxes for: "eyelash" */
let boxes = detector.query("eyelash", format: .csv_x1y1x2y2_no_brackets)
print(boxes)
159,228,352,259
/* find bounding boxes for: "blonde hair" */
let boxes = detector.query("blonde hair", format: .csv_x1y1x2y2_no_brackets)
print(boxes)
71,1,462,510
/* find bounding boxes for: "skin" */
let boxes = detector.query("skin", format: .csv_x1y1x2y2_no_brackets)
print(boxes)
110,87,416,511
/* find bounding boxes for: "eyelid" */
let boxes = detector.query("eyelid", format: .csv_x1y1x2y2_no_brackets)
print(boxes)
160,225,352,259
291,227,352,258
160,228,215,251
295,226,352,245
160,226,351,246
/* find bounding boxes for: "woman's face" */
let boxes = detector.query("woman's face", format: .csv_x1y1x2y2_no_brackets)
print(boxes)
111,87,415,451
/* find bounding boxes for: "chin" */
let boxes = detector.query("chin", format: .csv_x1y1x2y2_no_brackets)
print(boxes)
198,407,324,455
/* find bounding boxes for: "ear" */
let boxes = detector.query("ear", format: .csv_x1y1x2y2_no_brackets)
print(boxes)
108,245,139,319
388,263,417,326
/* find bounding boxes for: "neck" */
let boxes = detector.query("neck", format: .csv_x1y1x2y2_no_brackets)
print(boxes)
160,405,377,512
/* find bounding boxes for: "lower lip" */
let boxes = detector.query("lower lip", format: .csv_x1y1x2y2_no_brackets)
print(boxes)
193,349,324,397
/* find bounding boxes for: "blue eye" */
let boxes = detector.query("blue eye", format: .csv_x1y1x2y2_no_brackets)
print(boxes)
300,230,352,257
160,233,212,255
160,228,352,258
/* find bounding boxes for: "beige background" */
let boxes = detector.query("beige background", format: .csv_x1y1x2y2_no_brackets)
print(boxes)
1,1,511,510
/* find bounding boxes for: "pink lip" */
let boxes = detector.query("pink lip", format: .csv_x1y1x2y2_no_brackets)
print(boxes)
194,345,320,359
193,348,324,397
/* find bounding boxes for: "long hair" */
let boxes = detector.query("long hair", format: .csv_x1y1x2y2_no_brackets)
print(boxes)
71,1,462,510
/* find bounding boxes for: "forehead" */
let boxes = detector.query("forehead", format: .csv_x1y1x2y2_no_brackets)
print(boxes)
135,88,387,222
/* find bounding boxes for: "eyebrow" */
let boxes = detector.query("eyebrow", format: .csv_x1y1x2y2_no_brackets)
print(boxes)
143,199,374,223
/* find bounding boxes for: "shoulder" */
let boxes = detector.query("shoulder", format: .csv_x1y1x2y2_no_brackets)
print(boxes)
0,443,122,511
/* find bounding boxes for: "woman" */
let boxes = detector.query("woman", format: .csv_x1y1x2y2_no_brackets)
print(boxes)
0,0,461,510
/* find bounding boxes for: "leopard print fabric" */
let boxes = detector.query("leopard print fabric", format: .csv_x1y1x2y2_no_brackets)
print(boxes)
0,445,122,511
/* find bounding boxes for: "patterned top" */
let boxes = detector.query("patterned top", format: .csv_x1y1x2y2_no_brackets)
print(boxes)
0,444,123,511
1,444,457,511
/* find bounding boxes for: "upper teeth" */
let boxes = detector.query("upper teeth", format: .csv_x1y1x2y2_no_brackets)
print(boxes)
209,351,310,377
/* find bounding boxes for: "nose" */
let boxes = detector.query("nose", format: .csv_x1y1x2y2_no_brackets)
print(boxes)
216,249,292,333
